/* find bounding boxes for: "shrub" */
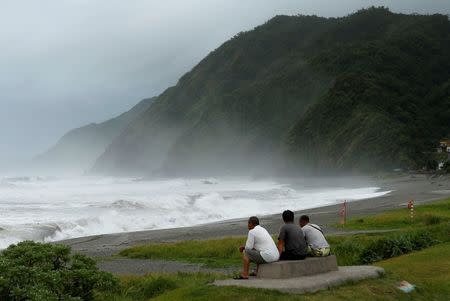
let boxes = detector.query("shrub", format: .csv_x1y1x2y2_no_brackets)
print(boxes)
0,241,118,301
331,239,365,265
359,231,437,264
424,214,442,225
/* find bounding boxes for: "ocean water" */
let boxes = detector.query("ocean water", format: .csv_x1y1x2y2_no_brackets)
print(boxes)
0,176,390,249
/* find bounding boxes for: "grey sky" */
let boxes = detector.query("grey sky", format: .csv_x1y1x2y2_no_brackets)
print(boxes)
1,0,449,168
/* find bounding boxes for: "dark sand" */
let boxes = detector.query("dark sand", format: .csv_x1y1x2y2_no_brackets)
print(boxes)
58,174,450,259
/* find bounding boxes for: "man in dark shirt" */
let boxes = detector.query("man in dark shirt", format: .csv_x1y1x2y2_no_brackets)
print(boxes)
277,210,307,260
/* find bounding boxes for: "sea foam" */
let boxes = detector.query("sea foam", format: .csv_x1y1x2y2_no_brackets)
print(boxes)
0,176,390,249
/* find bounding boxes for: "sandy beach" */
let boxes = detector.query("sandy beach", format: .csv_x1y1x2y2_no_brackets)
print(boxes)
57,174,450,258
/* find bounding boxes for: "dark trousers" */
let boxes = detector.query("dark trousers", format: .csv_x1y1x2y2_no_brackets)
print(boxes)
280,251,306,261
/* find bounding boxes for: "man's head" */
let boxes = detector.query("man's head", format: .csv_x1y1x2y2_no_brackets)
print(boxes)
247,216,259,230
282,210,294,223
299,215,310,227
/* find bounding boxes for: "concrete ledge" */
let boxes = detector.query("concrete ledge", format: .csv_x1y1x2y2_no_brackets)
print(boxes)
258,255,338,279
214,266,385,294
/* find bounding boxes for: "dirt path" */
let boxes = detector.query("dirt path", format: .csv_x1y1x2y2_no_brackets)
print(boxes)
96,258,237,275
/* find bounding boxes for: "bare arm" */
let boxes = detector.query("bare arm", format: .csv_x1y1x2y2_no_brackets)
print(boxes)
277,239,284,254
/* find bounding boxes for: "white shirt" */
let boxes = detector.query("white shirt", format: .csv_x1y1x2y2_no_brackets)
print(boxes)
245,225,280,262
302,223,329,249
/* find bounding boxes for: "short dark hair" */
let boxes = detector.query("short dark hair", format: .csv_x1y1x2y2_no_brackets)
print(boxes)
300,215,310,222
282,210,294,222
248,216,260,226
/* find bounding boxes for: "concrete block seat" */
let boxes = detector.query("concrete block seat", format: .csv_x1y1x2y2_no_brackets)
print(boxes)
257,255,338,279
214,265,385,294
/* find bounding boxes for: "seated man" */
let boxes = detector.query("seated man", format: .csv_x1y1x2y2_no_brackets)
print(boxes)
277,210,307,260
299,215,330,257
236,216,279,279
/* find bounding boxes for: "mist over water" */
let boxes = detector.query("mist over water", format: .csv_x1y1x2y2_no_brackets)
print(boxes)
0,175,390,249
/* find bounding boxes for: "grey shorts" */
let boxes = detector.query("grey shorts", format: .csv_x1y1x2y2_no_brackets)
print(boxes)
244,249,267,264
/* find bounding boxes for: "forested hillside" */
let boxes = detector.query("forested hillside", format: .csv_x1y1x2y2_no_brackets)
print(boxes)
93,8,450,175
288,8,450,171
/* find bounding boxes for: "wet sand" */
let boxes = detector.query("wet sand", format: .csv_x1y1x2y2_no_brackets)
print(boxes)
58,174,450,258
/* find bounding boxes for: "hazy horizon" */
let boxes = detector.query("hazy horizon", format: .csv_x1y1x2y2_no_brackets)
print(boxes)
1,0,449,170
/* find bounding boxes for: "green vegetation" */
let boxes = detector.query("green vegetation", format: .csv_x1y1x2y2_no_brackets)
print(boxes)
0,241,117,301
359,230,438,264
121,199,450,267
120,237,244,268
95,273,219,301
99,243,450,301
2,199,448,300
339,198,450,230
288,8,450,172
93,7,450,175
112,199,450,300
120,225,448,267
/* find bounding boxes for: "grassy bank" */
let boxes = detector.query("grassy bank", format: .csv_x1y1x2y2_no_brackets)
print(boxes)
337,199,450,230
120,225,449,267
106,198,450,300
120,199,450,267
120,237,244,268
97,242,450,301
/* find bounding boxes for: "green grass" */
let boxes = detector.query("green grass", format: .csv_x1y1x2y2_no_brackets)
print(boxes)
105,199,450,300
120,234,377,267
97,243,450,301
120,237,245,268
95,273,221,301
119,228,449,268
330,223,449,265
337,198,450,230
120,224,449,267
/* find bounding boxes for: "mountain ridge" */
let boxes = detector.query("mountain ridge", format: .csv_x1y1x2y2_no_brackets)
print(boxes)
92,7,450,176
34,97,156,173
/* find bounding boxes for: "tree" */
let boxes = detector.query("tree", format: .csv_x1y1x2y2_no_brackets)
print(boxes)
0,241,118,301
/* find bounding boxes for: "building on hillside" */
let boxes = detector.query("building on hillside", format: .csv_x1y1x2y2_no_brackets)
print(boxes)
437,139,450,153
437,139,450,171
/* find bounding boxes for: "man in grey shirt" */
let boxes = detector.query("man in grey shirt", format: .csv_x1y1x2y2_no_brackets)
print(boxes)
300,215,330,257
277,210,307,260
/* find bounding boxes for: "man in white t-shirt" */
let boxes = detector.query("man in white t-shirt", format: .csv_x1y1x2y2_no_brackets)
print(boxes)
236,216,279,279
299,215,330,257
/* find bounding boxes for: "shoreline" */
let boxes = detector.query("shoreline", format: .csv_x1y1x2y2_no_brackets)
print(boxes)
57,174,450,257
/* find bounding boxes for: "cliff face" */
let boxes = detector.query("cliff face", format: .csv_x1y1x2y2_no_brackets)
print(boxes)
34,97,155,173
92,8,450,176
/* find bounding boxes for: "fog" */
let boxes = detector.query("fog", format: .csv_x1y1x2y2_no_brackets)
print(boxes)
1,0,449,172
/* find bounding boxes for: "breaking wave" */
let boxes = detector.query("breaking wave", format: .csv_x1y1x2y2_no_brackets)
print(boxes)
0,176,390,249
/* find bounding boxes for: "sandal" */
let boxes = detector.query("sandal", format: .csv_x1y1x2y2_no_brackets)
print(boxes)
233,275,249,280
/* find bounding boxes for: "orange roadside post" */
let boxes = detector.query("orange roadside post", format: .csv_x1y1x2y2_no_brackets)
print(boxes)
340,200,347,227
407,200,414,223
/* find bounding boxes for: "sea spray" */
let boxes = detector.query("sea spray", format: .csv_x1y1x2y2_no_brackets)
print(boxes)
0,176,390,249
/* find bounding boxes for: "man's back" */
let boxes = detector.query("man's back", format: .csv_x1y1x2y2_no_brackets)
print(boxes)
246,225,279,262
302,223,329,249
278,223,307,256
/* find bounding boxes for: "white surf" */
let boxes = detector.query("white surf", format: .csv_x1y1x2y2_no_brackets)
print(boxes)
0,176,390,249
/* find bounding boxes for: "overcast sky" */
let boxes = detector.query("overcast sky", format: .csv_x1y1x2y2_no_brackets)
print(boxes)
1,0,449,168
